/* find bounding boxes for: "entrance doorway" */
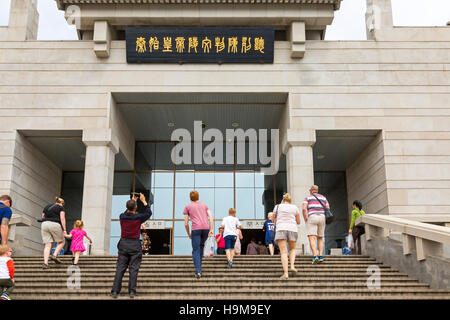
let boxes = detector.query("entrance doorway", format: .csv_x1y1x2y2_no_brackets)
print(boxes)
241,229,266,255
145,229,172,255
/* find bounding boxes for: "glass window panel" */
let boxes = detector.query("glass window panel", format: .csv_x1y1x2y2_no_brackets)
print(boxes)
236,172,254,188
195,172,214,188
254,188,265,219
196,188,214,213
110,221,121,237
111,195,129,219
214,188,234,218
174,237,193,255
154,171,174,188
135,172,151,192
153,188,174,219
174,188,192,218
174,220,189,237
135,143,155,171
236,188,255,219
255,172,265,188
215,172,233,187
175,171,194,188
109,237,120,255
155,143,176,170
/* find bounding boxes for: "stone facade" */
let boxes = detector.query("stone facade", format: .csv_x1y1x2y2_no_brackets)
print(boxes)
0,0,449,255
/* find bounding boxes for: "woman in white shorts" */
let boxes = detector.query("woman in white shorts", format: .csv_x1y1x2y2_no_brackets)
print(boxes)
273,193,301,280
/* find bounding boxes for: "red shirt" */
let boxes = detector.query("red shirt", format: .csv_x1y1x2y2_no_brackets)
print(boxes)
215,234,225,248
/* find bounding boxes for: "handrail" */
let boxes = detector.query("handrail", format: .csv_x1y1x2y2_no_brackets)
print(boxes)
8,213,32,244
356,214,450,261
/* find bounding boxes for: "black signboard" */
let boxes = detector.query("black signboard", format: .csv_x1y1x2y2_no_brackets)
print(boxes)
126,27,274,63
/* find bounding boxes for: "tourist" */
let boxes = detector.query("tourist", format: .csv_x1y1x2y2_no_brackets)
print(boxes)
263,212,276,255
258,241,268,255
246,238,259,255
273,193,301,280
41,197,67,269
215,226,226,255
0,244,14,300
141,225,151,255
234,230,242,256
349,200,366,255
111,193,152,298
303,185,329,264
64,220,92,265
0,195,13,246
222,208,242,268
183,190,214,279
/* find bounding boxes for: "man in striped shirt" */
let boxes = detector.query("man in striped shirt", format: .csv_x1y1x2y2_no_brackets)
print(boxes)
302,185,330,264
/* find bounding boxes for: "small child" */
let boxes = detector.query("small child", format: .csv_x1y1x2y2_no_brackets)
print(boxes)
0,244,15,300
221,208,242,268
65,220,92,265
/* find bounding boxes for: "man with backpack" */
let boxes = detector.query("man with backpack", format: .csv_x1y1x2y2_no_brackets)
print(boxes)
0,195,13,246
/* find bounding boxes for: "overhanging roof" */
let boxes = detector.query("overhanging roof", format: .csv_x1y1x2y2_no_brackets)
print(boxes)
56,0,341,10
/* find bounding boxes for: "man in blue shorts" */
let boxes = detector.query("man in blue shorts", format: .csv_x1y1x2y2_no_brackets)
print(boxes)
263,212,275,255
0,195,13,245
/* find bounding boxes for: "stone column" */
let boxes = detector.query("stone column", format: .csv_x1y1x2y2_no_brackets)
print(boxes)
282,129,316,255
81,129,119,255
7,0,39,41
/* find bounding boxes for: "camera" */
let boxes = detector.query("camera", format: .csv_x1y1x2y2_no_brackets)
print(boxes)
132,192,140,199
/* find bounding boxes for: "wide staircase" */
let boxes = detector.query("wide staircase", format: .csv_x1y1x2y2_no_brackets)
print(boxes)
11,255,450,300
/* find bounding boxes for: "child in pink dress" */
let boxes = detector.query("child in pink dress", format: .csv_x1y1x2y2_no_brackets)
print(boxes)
65,220,92,265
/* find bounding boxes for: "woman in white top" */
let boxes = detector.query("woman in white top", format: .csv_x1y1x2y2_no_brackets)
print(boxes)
273,193,301,280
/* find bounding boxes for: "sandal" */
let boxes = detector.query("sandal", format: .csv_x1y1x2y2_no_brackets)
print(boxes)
280,274,289,280
50,255,62,264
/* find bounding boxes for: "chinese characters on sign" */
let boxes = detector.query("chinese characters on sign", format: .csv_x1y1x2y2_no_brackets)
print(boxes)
126,27,274,63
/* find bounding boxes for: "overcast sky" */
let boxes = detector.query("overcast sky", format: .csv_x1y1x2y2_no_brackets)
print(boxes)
0,0,449,40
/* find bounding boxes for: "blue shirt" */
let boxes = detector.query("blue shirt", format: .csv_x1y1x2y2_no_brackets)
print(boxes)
0,202,12,243
263,220,275,241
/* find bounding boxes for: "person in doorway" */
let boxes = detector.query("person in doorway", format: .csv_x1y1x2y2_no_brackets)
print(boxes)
349,200,366,255
111,193,152,298
141,226,151,256
0,245,14,300
303,185,330,264
183,191,214,279
0,195,13,246
64,220,92,265
246,238,259,255
215,226,226,255
41,197,67,269
263,212,276,255
273,193,301,279
258,241,268,255
222,208,242,268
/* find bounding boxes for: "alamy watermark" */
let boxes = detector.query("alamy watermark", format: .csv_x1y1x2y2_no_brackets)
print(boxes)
366,265,381,290
66,265,81,290
170,121,280,175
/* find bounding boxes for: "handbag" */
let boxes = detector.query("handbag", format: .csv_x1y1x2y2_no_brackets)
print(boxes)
312,194,335,224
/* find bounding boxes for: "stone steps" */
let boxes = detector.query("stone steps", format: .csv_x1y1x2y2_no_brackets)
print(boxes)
9,255,450,300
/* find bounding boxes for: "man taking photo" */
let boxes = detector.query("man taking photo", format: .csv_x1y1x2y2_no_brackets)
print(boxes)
111,193,152,298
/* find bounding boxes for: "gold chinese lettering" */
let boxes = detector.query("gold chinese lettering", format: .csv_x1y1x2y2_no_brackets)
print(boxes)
136,37,146,53
202,37,212,53
188,37,199,53
163,37,173,52
254,37,265,53
241,37,251,54
175,37,186,53
148,37,159,52
228,37,238,54
215,37,225,53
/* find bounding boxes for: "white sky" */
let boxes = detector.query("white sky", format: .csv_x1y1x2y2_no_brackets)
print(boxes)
0,0,449,40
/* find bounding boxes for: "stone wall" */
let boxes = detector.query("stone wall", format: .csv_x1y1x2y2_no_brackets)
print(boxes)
9,132,62,255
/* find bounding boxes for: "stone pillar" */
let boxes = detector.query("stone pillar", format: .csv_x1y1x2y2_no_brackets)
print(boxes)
93,21,112,58
289,21,306,59
7,0,39,41
366,0,393,40
282,129,316,255
81,129,119,255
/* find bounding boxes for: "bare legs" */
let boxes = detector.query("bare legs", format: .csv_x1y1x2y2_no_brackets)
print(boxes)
268,244,274,256
308,235,324,257
226,249,235,263
73,251,81,265
43,240,65,266
277,240,297,278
